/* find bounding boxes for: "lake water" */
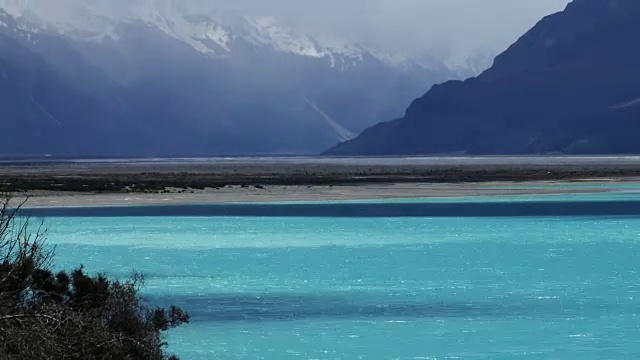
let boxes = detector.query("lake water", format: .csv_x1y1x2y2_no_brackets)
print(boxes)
41,192,640,359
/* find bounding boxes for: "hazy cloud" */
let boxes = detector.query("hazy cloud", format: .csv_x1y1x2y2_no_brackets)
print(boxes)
207,0,572,61
6,0,572,62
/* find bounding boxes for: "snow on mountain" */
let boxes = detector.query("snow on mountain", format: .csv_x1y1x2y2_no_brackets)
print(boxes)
0,0,441,70
0,0,27,18
447,48,498,78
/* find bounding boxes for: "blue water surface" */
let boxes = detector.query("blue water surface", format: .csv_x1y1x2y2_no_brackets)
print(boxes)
43,194,640,359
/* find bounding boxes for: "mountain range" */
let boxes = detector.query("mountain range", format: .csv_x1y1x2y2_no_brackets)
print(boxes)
0,0,460,156
327,0,640,155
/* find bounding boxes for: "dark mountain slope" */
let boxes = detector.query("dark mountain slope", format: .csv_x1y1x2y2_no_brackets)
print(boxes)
326,0,640,155
0,30,154,156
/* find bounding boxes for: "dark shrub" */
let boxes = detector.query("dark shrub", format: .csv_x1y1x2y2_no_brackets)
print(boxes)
0,194,188,359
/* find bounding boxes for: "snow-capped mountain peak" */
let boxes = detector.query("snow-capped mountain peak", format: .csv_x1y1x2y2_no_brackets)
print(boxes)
244,16,327,58
0,0,441,70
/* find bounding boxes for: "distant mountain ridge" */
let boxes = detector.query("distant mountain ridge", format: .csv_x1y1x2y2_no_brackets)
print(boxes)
326,0,640,156
1,0,436,69
0,0,456,156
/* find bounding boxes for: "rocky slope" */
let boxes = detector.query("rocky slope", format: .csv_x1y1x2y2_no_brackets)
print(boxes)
327,0,640,155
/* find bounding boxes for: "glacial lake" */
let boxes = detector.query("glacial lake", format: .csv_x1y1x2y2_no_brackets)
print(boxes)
38,191,640,359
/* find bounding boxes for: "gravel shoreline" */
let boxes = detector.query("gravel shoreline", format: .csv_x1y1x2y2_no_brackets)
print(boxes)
3,160,640,207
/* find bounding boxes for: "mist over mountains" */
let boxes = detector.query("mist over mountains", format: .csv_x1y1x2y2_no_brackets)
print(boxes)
0,0,578,156
0,0,460,155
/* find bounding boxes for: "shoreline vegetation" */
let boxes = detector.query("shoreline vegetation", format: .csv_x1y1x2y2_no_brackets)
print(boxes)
4,162,640,192
2,161,640,207
0,194,189,359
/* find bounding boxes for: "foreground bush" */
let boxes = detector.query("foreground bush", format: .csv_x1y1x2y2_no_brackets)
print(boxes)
0,194,189,359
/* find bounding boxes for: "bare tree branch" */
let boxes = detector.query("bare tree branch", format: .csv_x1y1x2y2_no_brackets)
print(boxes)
0,193,188,359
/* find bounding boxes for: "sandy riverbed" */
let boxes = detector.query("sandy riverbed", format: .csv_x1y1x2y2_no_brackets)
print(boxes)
14,179,634,208
4,157,640,208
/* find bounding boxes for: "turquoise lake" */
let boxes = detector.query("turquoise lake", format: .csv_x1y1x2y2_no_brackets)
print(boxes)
40,191,640,359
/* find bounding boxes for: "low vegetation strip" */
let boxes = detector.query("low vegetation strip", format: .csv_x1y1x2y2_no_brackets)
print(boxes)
2,163,640,193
